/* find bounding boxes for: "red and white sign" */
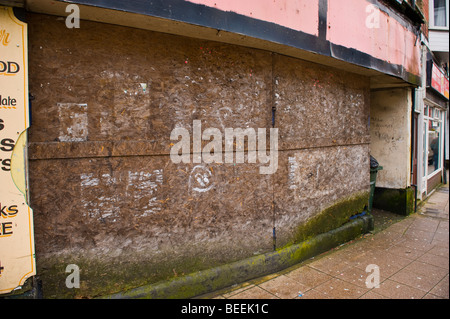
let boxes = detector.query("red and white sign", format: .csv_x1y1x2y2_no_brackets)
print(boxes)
431,62,449,100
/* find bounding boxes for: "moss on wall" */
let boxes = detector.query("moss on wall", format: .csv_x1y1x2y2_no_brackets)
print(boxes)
373,187,415,216
36,251,232,299
290,191,370,245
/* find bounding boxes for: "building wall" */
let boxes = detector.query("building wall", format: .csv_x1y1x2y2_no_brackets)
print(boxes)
370,88,412,189
418,0,430,38
27,13,370,298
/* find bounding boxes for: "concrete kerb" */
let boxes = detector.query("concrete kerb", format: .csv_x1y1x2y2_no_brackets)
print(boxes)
101,214,373,299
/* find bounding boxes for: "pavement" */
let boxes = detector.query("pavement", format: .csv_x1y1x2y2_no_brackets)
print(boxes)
202,176,449,300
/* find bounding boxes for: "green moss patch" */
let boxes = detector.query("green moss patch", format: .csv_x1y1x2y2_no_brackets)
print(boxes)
373,187,415,216
291,191,370,244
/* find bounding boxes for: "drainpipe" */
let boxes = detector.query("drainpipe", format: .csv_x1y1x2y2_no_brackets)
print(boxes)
411,88,418,212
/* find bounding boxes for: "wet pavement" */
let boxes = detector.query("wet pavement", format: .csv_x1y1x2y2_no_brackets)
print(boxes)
201,179,449,300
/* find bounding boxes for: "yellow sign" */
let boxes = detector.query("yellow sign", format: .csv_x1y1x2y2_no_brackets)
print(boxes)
0,6,35,294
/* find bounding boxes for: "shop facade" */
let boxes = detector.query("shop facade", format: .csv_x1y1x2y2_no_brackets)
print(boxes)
1,0,427,298
415,0,449,200
416,57,449,199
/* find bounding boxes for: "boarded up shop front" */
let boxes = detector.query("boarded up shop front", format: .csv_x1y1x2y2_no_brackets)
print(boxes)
20,13,371,298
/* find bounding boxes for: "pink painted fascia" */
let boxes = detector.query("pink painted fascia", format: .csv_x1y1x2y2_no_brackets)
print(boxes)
186,0,320,36
185,0,420,76
327,0,420,75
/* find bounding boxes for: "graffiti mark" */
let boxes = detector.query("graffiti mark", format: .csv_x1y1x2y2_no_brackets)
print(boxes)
216,106,233,131
189,165,214,193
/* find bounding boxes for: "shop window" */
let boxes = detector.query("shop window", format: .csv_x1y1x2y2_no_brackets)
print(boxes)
424,105,443,177
427,119,441,174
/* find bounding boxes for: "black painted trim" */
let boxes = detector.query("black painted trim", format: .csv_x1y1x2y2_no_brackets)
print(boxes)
13,7,27,23
318,0,328,40
381,0,424,25
60,0,421,86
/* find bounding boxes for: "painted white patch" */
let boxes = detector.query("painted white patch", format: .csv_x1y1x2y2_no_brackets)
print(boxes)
127,169,164,217
288,156,298,190
80,173,119,220
80,173,99,187
58,103,88,142
99,111,111,137
81,169,164,221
